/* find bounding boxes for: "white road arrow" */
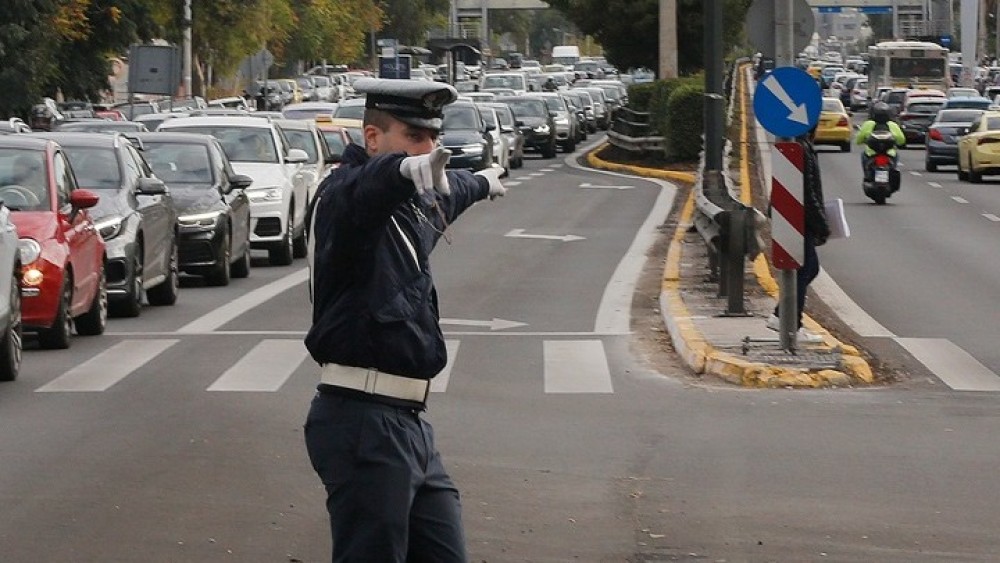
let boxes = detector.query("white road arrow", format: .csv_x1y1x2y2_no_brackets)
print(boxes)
762,74,810,125
439,317,528,330
579,182,634,190
505,229,585,242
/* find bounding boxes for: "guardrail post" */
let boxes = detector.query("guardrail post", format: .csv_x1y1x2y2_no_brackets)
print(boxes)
723,206,750,316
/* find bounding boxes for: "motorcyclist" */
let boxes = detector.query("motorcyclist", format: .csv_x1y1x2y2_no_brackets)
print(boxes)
854,101,905,182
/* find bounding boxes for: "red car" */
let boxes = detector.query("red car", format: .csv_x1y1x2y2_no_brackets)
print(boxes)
0,136,107,349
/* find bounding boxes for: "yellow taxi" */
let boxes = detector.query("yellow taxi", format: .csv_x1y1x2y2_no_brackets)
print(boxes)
814,97,852,152
957,110,1000,183
315,115,363,151
279,79,304,105
806,61,827,80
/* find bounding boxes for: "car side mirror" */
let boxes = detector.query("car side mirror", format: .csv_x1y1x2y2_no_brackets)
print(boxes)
70,189,100,209
286,148,309,163
229,174,253,191
501,126,514,133
485,124,496,132
325,154,342,164
137,177,167,196
515,119,524,127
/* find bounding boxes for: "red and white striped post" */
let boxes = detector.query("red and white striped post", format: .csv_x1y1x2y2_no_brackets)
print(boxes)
772,141,804,350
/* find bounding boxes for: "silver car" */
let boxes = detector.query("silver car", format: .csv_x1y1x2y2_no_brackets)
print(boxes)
0,200,20,381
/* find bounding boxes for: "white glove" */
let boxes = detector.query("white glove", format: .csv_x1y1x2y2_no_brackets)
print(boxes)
474,167,507,200
400,147,452,196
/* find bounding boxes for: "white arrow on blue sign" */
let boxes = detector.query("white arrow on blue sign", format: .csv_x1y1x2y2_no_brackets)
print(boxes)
753,66,822,138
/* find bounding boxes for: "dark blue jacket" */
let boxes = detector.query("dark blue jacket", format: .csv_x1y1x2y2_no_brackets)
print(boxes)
305,143,490,379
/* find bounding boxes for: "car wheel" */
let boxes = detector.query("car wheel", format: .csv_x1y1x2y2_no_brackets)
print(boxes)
958,163,968,181
110,255,142,318
0,268,23,381
840,142,851,153
292,228,308,259
269,209,295,266
206,230,232,287
543,140,557,159
563,139,576,153
968,157,982,183
925,160,937,172
38,274,72,350
147,242,179,306
230,235,251,279
74,266,107,336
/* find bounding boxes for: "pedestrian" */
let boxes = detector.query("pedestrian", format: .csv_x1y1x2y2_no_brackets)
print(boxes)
767,125,830,343
303,77,507,562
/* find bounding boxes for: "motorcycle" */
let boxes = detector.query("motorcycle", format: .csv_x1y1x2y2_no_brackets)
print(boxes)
863,130,901,205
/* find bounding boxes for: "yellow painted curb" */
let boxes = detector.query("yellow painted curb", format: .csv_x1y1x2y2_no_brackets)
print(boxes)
586,144,696,184
596,63,875,388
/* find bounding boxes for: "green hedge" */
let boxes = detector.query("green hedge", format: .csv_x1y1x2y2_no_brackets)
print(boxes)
621,75,705,162
665,83,705,162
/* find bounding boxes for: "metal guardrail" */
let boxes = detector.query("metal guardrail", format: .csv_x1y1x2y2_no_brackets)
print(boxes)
692,58,757,316
607,107,664,154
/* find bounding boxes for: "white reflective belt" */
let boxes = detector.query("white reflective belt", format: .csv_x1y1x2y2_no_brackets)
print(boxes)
320,364,429,403
391,216,420,272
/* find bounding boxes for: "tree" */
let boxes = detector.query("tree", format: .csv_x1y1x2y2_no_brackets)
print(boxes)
284,0,384,66
378,0,449,46
0,0,60,117
543,0,752,74
47,0,160,102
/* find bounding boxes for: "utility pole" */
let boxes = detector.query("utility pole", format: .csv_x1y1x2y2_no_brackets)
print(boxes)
659,0,678,78
704,0,724,175
183,0,192,98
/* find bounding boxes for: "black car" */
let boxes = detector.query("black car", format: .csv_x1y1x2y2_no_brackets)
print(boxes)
134,132,254,285
496,96,557,159
898,98,946,144
441,101,494,171
30,132,179,317
924,109,985,171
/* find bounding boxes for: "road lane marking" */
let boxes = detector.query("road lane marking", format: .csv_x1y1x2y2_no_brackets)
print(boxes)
951,196,969,204
928,182,942,188
539,168,555,172
177,268,308,333
544,340,613,393
207,339,308,391
528,172,544,177
909,171,922,176
550,163,564,168
896,338,1000,392
430,340,460,393
812,270,895,338
505,229,585,242
36,340,178,392
984,213,1000,222
504,181,522,186
108,330,631,337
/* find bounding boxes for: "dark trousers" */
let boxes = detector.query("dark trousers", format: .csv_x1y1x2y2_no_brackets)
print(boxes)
773,235,819,329
305,392,467,563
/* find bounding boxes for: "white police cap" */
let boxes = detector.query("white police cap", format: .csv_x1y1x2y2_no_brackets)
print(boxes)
353,78,459,131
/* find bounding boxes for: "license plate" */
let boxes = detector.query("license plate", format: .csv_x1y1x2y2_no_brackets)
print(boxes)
875,170,889,183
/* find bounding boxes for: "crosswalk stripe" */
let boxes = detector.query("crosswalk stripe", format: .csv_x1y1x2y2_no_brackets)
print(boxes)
896,338,1000,392
207,339,309,392
430,340,460,393
177,269,309,334
36,339,178,392
543,340,613,393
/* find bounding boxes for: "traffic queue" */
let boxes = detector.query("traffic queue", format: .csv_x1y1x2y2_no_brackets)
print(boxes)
0,58,632,383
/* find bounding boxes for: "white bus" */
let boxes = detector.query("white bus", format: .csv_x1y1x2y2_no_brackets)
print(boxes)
867,40,950,98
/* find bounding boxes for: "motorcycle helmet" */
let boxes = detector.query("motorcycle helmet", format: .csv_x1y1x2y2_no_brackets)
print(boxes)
871,102,892,124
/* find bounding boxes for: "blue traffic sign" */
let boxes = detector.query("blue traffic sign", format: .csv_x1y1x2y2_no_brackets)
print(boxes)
753,66,822,138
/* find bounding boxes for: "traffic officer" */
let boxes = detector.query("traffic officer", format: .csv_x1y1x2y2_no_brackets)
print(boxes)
303,77,507,562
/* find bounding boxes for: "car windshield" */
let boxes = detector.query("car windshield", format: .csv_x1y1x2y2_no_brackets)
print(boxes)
282,129,318,163
946,99,991,109
482,75,525,90
62,147,121,190
333,103,365,120
822,100,844,112
320,130,348,155
140,142,214,184
479,108,497,128
504,99,548,118
443,106,480,130
544,97,564,111
492,107,513,128
0,148,50,210
165,126,278,163
936,110,984,123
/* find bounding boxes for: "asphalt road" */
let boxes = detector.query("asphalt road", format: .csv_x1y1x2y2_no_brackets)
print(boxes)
3,135,1000,562
813,127,1000,387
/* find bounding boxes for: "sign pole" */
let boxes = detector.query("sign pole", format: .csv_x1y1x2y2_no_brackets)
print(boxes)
775,0,798,352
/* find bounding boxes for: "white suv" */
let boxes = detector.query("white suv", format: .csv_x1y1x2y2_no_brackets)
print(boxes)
159,116,309,265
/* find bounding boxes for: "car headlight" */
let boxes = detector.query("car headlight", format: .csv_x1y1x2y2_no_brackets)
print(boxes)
533,124,550,134
247,187,283,202
95,216,125,240
178,210,222,229
18,238,41,265
554,117,569,125
461,144,484,154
